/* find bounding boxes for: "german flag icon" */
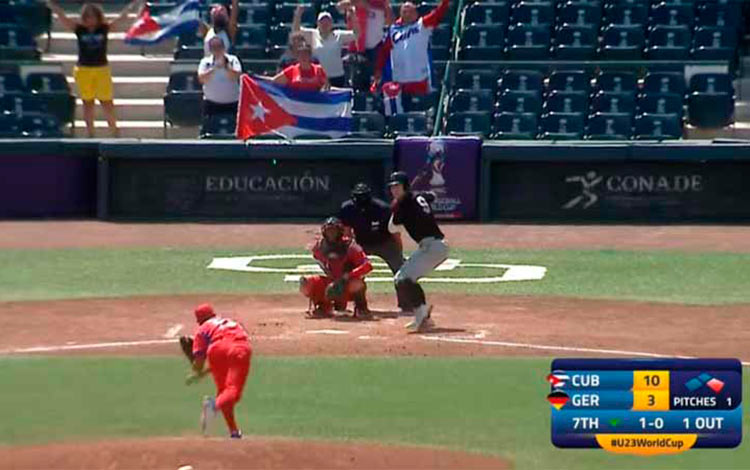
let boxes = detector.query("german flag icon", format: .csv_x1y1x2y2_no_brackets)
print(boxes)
547,391,569,411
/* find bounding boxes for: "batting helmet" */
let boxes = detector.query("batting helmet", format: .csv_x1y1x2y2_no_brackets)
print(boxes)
194,303,216,324
387,171,410,190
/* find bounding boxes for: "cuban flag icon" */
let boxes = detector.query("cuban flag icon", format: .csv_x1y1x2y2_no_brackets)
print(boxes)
125,0,201,45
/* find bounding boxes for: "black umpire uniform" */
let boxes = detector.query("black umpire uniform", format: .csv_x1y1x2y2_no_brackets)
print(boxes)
339,183,406,308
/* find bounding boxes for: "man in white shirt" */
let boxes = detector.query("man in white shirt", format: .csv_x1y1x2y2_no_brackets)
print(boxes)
198,36,242,118
293,5,358,87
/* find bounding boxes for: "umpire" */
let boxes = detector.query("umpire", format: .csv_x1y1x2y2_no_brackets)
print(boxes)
339,183,406,309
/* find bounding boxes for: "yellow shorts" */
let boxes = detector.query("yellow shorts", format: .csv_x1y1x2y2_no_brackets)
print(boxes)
74,65,113,102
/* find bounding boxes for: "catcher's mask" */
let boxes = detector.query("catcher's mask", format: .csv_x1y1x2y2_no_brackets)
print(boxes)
194,303,216,324
351,183,372,206
321,216,345,243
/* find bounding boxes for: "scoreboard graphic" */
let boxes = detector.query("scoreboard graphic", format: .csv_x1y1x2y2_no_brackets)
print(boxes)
548,359,742,455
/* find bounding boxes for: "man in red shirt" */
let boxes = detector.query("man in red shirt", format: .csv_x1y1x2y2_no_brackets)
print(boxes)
301,217,373,317
187,303,251,439
273,43,328,91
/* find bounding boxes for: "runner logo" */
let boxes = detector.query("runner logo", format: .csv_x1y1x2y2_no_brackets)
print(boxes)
563,171,603,209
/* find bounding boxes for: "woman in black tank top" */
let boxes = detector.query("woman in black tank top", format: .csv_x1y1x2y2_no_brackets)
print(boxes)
46,0,141,137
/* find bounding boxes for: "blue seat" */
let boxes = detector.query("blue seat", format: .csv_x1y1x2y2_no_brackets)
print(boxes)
548,70,590,94
274,3,314,24
164,71,203,127
0,93,46,116
455,69,497,91
511,2,554,27
0,72,25,94
19,113,62,138
692,27,737,60
498,90,543,113
200,113,237,139
558,3,602,28
634,113,682,139
269,24,291,46
387,112,430,137
450,89,495,112
353,92,383,113
446,111,492,136
646,25,690,59
591,91,636,114
26,73,75,125
236,25,268,46
600,25,645,59
462,24,506,47
492,112,538,139
238,4,271,25
0,25,38,60
459,45,505,60
690,73,733,94
697,2,742,29
643,72,685,96
688,74,734,128
0,114,21,137
604,4,647,26
541,112,585,140
507,25,551,59
350,111,385,138
554,26,597,59
463,2,509,27
650,3,693,27
587,112,633,140
432,24,452,48
638,93,684,117
403,92,439,113
544,91,588,114
498,69,544,93
595,71,637,94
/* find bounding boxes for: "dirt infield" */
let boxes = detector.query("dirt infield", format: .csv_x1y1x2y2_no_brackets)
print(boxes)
1,437,510,469
3,221,750,252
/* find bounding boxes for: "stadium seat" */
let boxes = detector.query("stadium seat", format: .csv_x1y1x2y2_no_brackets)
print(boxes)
455,69,497,91
540,112,585,139
595,71,637,94
26,73,75,125
548,70,590,95
274,3,314,24
634,113,682,139
430,46,451,61
687,73,734,128
403,92,440,114
643,72,686,96
492,111,538,139
544,91,588,114
511,1,554,27
462,24,506,48
387,112,430,137
164,71,203,127
350,111,386,138
0,25,38,60
692,27,738,60
0,72,26,94
587,112,633,140
0,114,21,137
553,26,597,59
638,93,684,117
646,25,690,59
236,25,268,47
690,73,733,94
353,92,382,113
498,69,544,93
19,113,62,138
200,113,237,139
459,45,505,61
498,90,543,113
446,111,492,136
0,93,46,116
239,5,271,26
558,2,601,28
591,91,636,114
463,2,509,28
604,4,648,27
432,24,452,48
450,89,494,112
270,25,291,46
507,25,551,59
600,25,644,59
650,3,693,27
697,2,742,29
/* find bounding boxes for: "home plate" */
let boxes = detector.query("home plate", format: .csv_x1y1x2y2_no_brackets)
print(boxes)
306,330,349,335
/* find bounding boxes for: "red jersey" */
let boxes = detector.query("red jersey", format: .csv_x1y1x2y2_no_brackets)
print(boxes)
312,238,372,280
192,316,250,359
282,63,327,91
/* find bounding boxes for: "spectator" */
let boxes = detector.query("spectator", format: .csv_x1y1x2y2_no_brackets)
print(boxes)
293,4,359,88
351,0,393,63
198,36,243,118
46,0,141,138
199,0,239,56
273,43,328,91
373,0,449,95
278,31,307,71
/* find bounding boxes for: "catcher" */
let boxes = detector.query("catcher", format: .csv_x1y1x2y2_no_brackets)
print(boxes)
300,217,373,317
180,303,251,439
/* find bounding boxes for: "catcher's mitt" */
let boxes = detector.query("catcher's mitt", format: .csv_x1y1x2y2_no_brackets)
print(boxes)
325,277,347,300
179,335,194,363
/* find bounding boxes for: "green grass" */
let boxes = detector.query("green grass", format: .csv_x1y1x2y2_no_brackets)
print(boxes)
1,247,750,304
0,356,747,470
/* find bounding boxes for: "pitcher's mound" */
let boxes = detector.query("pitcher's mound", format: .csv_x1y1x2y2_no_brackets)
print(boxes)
3,436,511,469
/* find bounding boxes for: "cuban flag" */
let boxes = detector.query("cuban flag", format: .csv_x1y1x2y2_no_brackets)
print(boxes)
236,75,353,139
125,0,200,45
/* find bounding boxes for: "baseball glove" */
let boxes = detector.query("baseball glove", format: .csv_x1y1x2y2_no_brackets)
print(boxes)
179,335,194,363
326,277,347,300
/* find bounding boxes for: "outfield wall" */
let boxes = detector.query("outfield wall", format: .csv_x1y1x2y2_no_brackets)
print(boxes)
2,139,750,222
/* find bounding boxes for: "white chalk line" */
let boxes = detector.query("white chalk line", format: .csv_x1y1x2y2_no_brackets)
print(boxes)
419,336,750,366
0,339,178,355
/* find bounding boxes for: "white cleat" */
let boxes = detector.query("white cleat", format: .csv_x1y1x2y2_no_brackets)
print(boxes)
405,305,434,332
200,395,217,436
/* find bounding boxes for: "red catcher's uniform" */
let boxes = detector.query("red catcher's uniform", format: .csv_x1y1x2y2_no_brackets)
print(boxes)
304,238,373,306
192,316,251,434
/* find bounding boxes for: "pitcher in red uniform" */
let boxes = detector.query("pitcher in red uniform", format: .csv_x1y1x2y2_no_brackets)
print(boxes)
187,303,251,438
300,217,373,317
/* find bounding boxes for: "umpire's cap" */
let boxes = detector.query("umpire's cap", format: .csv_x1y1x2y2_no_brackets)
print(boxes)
387,171,410,190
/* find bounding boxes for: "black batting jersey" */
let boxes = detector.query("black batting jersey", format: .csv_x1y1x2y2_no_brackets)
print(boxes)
338,197,392,246
392,192,444,243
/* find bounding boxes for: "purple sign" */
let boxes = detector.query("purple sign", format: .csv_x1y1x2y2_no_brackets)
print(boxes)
395,136,480,220
0,155,97,218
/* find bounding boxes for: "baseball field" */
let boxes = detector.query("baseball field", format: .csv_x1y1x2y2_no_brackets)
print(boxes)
1,222,749,469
